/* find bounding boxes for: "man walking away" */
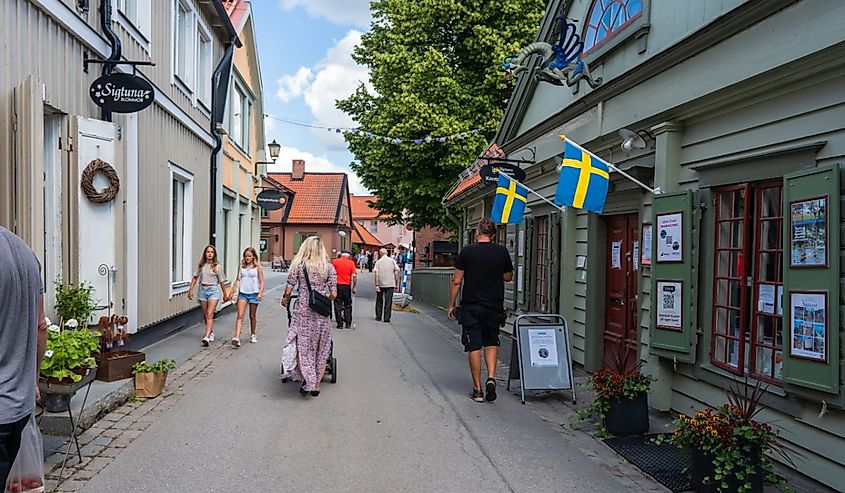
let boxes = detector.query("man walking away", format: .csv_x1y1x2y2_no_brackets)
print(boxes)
373,248,400,323
447,219,513,403
367,252,374,272
332,252,357,329
0,227,48,486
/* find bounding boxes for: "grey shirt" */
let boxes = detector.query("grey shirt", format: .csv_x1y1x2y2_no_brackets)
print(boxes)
0,227,42,424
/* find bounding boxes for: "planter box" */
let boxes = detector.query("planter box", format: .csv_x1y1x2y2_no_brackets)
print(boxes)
134,371,168,398
689,449,763,493
95,351,145,382
604,392,650,436
38,369,96,413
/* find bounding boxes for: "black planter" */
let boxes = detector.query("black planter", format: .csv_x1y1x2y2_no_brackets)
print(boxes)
604,392,649,435
43,392,69,413
689,449,764,493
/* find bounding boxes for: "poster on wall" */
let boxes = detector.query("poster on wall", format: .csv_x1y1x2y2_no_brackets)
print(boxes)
656,280,683,330
527,329,559,368
789,291,827,362
656,213,683,262
518,229,525,257
641,225,652,266
611,241,622,269
517,265,524,293
790,196,827,267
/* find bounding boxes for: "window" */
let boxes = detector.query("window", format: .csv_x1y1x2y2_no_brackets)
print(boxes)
583,0,643,54
496,225,507,246
711,182,784,383
229,81,252,153
370,220,378,233
196,29,212,107
174,0,193,87
261,208,269,218
116,0,151,42
170,165,193,292
532,216,549,312
294,232,316,252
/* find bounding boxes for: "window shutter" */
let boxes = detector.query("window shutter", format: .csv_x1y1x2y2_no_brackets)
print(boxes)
781,165,840,396
649,190,696,361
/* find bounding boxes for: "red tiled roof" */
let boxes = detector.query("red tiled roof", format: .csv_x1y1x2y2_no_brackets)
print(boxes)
269,172,347,224
350,195,381,220
445,173,482,201
352,221,383,247
225,0,250,33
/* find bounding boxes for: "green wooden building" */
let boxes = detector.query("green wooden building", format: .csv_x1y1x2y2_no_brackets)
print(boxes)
442,0,845,489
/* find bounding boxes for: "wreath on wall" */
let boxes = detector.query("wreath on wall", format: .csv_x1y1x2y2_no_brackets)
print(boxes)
80,158,120,203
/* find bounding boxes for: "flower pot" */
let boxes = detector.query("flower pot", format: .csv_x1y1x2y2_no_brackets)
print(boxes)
42,393,69,413
134,371,168,398
95,350,145,382
604,392,649,436
689,449,764,493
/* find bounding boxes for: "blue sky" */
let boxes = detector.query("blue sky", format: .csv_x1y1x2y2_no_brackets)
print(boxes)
251,0,373,194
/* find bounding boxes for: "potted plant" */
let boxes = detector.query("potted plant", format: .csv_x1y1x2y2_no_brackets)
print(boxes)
53,279,97,323
132,359,176,399
572,349,653,436
39,319,100,412
659,380,792,493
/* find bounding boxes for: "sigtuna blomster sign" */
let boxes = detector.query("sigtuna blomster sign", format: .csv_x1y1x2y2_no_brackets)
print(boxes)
89,73,154,113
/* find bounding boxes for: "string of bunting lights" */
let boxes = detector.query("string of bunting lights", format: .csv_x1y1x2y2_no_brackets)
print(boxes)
265,115,489,145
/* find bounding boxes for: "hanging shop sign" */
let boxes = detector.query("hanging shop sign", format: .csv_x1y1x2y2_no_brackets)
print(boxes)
256,189,288,211
89,73,154,113
480,162,527,185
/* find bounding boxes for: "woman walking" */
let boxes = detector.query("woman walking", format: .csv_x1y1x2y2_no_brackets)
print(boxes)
227,247,265,347
280,236,337,397
188,245,228,347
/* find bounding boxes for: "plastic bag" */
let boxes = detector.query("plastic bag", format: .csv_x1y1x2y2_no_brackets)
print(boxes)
4,415,45,493
280,340,298,378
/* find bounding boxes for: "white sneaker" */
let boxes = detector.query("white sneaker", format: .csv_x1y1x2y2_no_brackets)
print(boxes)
201,336,209,347
231,338,241,348
250,334,257,343
209,332,215,342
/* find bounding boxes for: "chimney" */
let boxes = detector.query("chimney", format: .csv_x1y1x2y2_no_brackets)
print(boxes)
292,159,305,180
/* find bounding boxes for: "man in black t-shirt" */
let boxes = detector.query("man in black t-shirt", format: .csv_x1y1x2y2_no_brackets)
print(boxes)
447,219,514,403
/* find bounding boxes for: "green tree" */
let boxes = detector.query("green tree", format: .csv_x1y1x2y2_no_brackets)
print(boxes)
338,0,545,230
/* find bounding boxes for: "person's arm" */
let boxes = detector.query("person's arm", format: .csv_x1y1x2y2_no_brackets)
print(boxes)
188,271,198,300
257,265,265,301
351,271,357,294
394,261,401,289
446,269,464,320
503,250,515,282
503,271,514,282
35,293,48,399
281,286,293,306
374,262,381,293
281,269,297,306
218,267,229,301
228,269,240,302
328,265,338,300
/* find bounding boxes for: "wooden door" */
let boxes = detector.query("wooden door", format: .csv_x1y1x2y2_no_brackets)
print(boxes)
603,213,639,369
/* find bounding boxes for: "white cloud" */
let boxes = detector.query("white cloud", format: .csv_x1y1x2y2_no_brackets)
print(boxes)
269,145,369,196
279,0,372,27
263,114,276,133
275,67,313,102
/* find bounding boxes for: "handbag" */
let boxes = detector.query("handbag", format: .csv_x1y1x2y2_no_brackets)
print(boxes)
302,265,332,317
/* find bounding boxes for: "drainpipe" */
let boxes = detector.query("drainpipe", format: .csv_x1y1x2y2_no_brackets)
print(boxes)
99,0,122,122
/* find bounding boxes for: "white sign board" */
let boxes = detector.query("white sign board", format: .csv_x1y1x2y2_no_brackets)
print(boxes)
656,213,683,262
656,280,683,330
528,329,559,368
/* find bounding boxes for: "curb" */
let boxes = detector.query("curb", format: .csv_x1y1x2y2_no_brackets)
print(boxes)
39,381,135,436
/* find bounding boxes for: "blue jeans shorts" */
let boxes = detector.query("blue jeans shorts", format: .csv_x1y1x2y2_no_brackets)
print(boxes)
238,292,260,304
198,285,221,301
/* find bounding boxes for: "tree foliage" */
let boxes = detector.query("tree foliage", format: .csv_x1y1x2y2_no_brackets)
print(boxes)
338,0,546,230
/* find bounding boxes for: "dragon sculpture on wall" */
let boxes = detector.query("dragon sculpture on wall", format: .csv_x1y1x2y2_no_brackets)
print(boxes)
503,16,602,89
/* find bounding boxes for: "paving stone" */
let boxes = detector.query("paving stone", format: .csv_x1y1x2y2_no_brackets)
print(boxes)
85,457,113,473
98,447,121,458
121,429,143,440
79,442,106,457
110,436,132,448
54,479,87,492
100,429,122,438
89,435,113,447
75,429,100,445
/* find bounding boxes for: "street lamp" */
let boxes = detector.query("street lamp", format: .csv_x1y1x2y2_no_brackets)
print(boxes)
267,140,281,162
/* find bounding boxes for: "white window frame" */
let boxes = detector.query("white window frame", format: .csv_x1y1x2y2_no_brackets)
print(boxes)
172,0,196,96
114,0,152,53
229,77,253,156
169,163,194,296
195,20,213,110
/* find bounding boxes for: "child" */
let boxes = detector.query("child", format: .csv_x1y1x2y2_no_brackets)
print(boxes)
188,245,228,347
227,247,265,347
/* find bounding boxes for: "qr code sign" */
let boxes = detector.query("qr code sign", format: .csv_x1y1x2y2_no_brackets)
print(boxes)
662,294,675,310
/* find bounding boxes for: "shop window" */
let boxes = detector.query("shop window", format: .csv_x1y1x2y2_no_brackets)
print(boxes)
583,0,644,54
370,220,378,233
496,225,507,246
711,182,784,383
294,232,316,252
532,216,549,312
229,80,252,154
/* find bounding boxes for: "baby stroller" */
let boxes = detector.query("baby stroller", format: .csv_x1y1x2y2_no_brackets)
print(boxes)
281,293,337,384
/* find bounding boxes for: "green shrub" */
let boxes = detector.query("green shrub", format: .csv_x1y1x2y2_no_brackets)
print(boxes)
132,359,176,374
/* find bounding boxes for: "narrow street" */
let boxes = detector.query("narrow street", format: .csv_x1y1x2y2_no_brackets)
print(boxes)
64,271,663,492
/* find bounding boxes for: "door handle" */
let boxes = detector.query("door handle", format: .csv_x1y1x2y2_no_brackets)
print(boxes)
610,296,625,306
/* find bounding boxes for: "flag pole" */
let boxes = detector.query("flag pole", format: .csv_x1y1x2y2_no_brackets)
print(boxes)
560,135,661,195
498,173,567,214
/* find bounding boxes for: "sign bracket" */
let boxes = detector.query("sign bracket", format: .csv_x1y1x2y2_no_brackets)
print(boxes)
83,54,156,74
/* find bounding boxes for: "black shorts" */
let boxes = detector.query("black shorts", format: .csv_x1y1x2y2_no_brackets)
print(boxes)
459,304,501,352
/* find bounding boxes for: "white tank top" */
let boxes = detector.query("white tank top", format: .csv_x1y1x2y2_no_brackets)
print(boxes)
239,267,260,294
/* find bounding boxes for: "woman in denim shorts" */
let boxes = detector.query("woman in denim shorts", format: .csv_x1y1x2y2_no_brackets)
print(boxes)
226,247,265,347
188,245,228,347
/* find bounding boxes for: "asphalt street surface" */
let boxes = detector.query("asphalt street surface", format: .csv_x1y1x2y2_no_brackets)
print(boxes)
81,271,643,492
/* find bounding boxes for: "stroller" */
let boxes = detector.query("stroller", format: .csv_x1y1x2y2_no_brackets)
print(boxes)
281,293,338,384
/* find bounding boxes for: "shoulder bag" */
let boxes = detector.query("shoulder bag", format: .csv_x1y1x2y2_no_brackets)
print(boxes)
302,265,332,317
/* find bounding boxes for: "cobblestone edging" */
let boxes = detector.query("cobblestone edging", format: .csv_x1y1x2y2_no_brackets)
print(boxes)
44,341,237,493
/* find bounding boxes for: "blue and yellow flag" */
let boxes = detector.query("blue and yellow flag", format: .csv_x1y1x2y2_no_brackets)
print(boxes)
554,139,610,213
490,174,528,224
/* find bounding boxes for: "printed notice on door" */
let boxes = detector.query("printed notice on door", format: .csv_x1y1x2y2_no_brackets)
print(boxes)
656,280,683,330
611,241,622,269
528,329,559,368
656,213,683,262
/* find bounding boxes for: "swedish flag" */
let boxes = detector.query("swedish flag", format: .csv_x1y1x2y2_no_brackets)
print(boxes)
554,139,610,213
490,174,528,224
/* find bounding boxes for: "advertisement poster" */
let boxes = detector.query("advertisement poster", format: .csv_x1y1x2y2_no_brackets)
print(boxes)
656,213,683,262
790,291,826,361
611,241,622,269
527,329,559,368
758,284,775,314
790,197,827,267
641,225,652,266
656,281,683,330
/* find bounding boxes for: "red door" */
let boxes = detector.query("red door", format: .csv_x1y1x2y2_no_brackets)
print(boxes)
603,214,639,370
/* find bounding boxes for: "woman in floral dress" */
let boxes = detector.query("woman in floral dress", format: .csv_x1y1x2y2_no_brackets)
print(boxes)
281,236,337,397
